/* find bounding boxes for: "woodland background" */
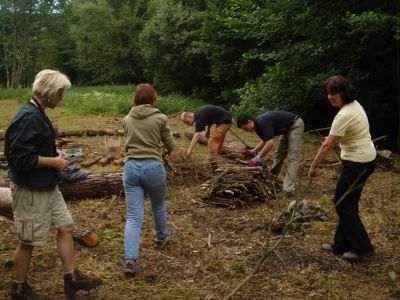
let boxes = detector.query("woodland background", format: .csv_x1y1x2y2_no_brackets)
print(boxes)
0,0,399,150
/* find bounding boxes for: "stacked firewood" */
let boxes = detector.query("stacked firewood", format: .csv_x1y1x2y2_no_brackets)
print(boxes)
200,164,279,208
0,152,7,170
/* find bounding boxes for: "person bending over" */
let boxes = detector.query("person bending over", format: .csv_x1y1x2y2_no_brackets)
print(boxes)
180,104,232,171
237,111,304,198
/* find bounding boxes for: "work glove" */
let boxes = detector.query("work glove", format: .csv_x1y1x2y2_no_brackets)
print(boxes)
247,156,261,167
241,149,257,159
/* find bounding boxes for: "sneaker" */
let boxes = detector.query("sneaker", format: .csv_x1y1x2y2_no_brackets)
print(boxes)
321,244,333,253
276,190,293,199
155,235,170,249
64,269,102,297
10,281,45,300
124,260,139,277
342,250,376,263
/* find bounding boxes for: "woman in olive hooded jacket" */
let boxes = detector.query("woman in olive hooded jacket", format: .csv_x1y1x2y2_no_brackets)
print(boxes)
122,83,174,276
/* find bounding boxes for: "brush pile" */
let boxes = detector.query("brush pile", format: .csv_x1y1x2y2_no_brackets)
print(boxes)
200,164,279,208
163,150,211,184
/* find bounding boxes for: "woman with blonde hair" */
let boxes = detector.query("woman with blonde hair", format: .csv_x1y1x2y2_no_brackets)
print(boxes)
5,69,102,299
122,83,174,276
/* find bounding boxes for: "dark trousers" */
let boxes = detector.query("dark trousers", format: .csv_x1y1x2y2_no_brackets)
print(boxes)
332,159,376,255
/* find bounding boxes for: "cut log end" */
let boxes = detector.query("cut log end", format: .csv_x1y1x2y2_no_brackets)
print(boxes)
79,232,99,247
73,226,99,247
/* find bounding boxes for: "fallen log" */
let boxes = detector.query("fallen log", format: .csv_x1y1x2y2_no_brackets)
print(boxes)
112,157,125,166
0,129,124,141
97,155,114,167
0,187,13,219
80,157,103,168
58,172,124,200
0,173,123,205
56,129,124,138
184,129,246,158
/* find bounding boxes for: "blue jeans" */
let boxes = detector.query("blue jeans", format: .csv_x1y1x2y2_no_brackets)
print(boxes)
123,159,169,260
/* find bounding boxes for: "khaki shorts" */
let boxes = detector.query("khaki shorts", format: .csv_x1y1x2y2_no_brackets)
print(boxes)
11,183,73,247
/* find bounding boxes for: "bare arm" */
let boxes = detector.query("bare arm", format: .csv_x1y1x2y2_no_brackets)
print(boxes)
187,132,200,156
205,126,211,139
254,140,266,154
308,135,339,179
256,139,274,158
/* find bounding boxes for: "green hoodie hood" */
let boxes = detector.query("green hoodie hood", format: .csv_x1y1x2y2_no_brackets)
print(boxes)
129,105,161,120
123,104,175,162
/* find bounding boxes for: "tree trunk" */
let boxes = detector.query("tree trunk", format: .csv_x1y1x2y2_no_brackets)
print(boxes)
57,172,124,200
0,187,13,219
0,173,124,208
0,129,124,141
184,128,247,158
397,35,400,151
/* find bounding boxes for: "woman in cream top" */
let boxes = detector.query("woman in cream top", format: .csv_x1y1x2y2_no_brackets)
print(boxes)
308,75,376,263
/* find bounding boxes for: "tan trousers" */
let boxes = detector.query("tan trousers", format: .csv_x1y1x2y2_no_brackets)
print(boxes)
270,118,304,192
208,123,232,160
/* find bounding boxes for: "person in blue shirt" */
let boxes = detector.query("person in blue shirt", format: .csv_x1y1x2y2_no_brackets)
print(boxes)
237,111,304,198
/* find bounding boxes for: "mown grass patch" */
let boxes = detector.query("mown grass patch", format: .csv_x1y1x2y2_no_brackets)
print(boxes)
0,85,204,116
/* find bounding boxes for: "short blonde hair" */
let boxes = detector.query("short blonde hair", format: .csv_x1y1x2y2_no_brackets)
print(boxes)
32,69,71,98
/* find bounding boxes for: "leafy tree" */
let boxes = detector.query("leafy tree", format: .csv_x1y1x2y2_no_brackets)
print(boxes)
0,0,73,87
203,0,398,150
70,0,146,84
345,1,399,148
138,0,211,95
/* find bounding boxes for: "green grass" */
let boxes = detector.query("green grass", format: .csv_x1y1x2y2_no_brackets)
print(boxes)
0,85,204,116
0,87,31,101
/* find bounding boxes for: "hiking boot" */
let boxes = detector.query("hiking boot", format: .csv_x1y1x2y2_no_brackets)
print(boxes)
124,260,139,277
64,269,102,297
276,190,293,199
155,235,170,249
10,281,45,300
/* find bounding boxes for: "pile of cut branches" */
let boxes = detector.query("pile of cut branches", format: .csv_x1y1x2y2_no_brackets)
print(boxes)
200,164,279,208
163,150,211,184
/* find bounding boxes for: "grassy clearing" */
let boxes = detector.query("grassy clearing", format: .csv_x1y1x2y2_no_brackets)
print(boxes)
0,87,31,101
0,85,204,117
0,98,399,299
